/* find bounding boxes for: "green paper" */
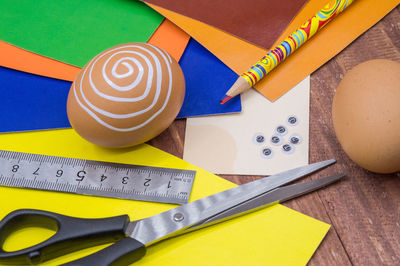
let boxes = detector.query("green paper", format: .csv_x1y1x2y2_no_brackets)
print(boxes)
0,0,163,67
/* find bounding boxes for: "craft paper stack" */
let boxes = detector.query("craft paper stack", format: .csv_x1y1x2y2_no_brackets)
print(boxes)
139,0,310,175
142,0,399,176
0,0,242,133
4,0,397,264
145,0,399,101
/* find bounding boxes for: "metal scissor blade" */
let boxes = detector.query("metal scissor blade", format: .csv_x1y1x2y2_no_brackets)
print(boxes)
188,173,345,230
126,159,335,246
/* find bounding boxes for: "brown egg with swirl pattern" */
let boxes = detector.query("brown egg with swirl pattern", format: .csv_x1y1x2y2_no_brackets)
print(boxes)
67,43,185,147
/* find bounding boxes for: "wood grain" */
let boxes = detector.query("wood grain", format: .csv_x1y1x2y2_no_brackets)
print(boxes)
307,6,400,265
148,5,400,265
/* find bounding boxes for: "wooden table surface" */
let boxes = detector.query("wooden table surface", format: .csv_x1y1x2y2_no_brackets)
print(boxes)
149,6,400,265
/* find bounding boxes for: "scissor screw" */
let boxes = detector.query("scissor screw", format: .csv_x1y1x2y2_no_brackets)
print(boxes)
173,212,184,222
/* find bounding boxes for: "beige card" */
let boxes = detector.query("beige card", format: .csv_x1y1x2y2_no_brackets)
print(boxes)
183,77,309,175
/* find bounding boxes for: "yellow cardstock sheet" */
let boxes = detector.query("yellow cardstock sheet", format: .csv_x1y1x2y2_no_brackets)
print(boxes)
148,0,400,102
184,77,310,175
0,129,329,265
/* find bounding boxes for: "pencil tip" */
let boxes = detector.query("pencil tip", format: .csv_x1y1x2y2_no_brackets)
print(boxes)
220,95,232,105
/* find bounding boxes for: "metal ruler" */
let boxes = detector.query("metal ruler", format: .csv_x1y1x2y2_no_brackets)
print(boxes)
0,150,196,204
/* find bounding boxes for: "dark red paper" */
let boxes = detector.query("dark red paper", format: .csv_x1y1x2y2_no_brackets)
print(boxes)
144,0,308,49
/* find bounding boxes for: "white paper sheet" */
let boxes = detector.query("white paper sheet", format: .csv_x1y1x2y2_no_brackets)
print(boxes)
183,77,310,175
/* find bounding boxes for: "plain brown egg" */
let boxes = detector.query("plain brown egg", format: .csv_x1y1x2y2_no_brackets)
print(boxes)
67,43,185,147
332,59,400,174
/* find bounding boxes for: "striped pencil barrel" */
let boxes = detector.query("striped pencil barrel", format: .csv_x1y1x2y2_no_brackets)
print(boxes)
221,0,355,104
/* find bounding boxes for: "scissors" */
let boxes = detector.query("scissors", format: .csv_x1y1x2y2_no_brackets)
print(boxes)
0,159,344,266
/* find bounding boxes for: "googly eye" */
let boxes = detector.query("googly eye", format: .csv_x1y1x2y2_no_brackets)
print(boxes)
282,143,295,154
275,125,287,136
253,133,266,145
261,147,274,158
270,135,282,145
289,135,302,145
286,116,299,126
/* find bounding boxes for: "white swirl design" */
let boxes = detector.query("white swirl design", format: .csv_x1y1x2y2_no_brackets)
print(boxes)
73,44,174,132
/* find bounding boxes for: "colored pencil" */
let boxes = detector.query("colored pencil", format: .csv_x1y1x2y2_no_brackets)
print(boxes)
221,0,355,104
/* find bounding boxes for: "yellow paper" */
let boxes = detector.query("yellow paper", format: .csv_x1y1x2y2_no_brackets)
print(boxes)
0,129,329,265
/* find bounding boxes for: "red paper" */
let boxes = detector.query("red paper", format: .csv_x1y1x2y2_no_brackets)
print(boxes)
143,0,307,49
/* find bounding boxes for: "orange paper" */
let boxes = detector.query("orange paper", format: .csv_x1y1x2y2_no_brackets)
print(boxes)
0,41,81,81
148,0,399,101
0,19,190,81
147,19,190,61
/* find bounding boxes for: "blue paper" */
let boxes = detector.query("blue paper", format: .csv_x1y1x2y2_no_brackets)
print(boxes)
177,38,241,118
0,66,71,132
0,39,241,133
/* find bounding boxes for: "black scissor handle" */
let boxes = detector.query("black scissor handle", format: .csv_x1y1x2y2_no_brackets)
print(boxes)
62,237,146,266
0,209,130,265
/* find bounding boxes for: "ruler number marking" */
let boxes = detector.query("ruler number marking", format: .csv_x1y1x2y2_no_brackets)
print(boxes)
11,164,19,173
56,169,63,178
32,167,40,175
122,176,129,185
76,170,86,182
100,174,107,182
144,178,151,187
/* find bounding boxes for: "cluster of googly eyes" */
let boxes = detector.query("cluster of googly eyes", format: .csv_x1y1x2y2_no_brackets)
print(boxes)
253,116,302,159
